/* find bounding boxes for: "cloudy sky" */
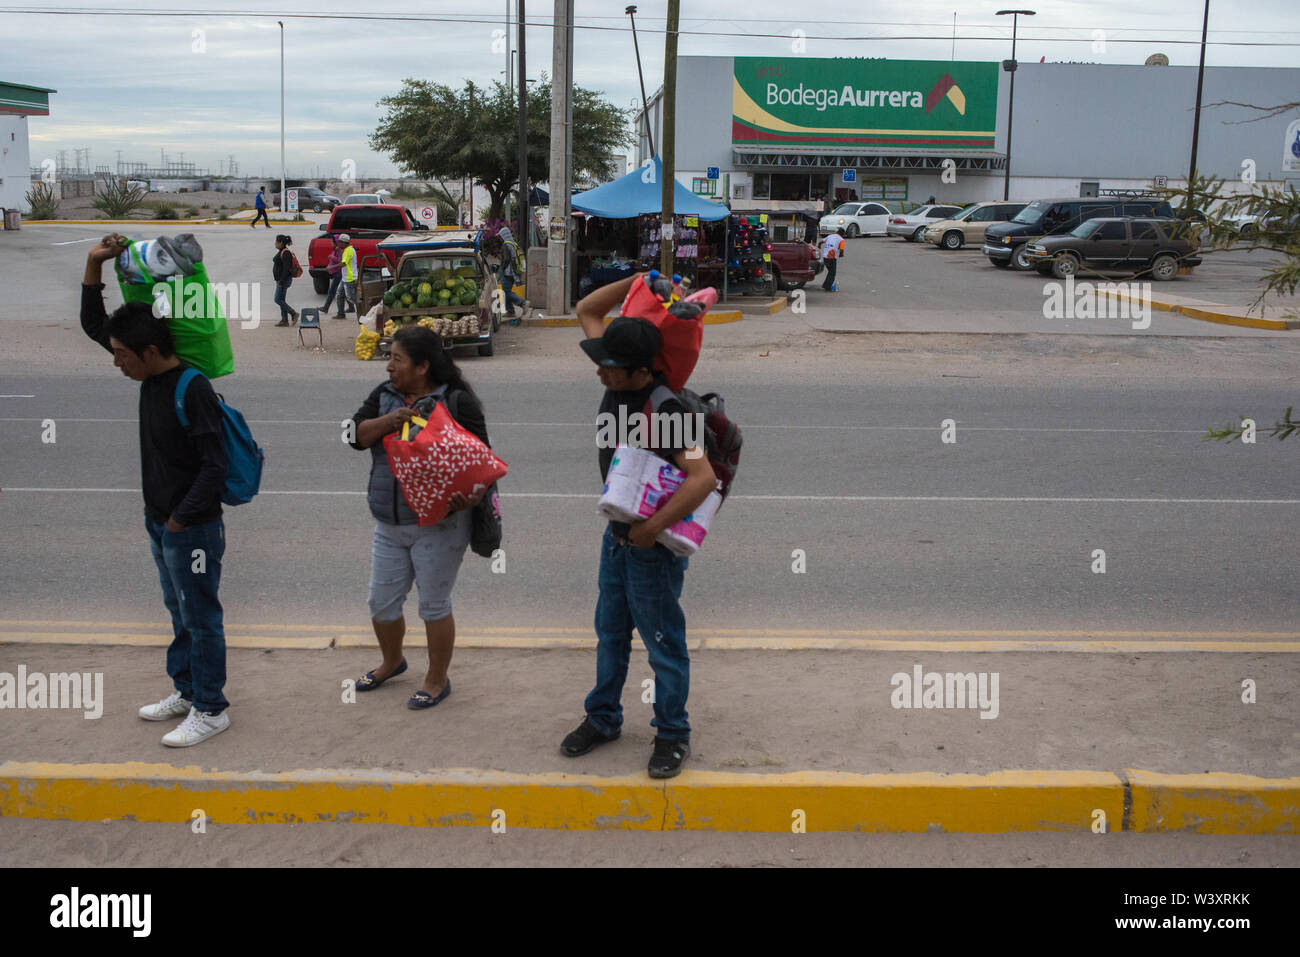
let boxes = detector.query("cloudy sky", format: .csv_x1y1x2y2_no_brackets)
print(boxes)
5,0,1299,179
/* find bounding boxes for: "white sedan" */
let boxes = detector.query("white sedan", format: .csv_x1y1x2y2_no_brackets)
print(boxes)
818,201,893,238
885,204,964,241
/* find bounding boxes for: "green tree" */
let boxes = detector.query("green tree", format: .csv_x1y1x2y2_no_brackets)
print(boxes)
371,77,629,223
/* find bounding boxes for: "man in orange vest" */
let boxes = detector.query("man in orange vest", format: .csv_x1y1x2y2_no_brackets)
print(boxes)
820,227,846,292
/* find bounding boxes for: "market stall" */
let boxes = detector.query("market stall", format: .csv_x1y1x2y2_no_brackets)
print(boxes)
570,156,729,299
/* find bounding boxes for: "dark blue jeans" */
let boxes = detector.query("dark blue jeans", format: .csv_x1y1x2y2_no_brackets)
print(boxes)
273,278,294,320
145,515,228,714
497,263,525,315
322,271,344,316
585,527,690,741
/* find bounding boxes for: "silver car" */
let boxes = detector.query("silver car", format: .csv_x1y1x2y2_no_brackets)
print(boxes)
885,204,964,242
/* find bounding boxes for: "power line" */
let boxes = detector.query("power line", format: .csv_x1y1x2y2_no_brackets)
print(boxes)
2,7,1299,46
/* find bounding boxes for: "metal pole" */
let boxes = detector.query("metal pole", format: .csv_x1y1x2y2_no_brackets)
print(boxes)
547,0,573,316
1188,0,1210,185
1003,16,1017,201
659,0,679,275
279,20,286,214
627,6,654,159
517,0,528,245
505,0,512,91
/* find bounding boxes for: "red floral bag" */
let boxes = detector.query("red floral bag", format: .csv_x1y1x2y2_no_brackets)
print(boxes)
383,402,508,527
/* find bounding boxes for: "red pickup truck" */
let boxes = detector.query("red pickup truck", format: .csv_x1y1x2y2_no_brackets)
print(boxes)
307,204,429,294
769,241,822,292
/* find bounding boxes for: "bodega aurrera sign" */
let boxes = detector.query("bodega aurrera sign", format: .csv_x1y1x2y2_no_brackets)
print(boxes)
732,57,997,150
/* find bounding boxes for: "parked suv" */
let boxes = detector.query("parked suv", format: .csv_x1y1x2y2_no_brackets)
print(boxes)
1024,217,1202,280
983,197,1175,270
272,187,341,212
924,201,1027,249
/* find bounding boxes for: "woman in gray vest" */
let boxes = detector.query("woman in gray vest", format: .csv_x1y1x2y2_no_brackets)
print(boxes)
347,326,490,709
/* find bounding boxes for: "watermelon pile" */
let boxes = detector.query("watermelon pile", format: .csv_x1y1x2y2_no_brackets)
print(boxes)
383,268,480,311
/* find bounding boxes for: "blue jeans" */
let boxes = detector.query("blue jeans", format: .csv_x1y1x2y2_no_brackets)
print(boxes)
497,263,525,315
322,271,344,315
585,527,690,741
274,278,293,319
145,515,228,714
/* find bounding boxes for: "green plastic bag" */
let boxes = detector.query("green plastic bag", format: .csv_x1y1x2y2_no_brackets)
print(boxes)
116,248,235,379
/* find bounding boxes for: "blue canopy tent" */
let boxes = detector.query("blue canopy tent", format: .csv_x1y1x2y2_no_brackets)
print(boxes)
570,156,729,221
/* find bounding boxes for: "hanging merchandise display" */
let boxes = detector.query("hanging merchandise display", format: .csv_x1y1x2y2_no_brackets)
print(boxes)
726,215,776,296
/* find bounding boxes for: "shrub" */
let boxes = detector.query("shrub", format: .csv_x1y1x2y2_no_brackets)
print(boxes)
92,180,147,218
185,205,201,217
25,181,60,219
152,202,179,220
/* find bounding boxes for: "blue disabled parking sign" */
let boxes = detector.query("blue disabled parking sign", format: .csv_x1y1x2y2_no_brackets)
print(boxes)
707,166,719,180
842,168,856,183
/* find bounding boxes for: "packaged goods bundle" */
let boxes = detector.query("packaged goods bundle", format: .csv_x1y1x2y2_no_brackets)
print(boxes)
597,445,722,556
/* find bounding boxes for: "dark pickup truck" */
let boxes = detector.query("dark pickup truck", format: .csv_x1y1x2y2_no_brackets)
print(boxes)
307,204,428,294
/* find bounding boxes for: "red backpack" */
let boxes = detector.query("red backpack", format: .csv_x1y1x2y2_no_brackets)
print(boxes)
289,251,304,278
646,385,742,499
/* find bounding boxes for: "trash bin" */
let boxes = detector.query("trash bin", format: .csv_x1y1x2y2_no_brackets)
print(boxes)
3,209,21,231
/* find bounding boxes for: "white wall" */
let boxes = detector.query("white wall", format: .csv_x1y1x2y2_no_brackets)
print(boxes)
0,114,32,214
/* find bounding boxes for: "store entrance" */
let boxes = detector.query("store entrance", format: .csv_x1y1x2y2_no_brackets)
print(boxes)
752,172,834,206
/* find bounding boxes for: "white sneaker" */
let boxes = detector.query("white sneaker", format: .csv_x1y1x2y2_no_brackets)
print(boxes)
139,690,192,721
161,707,230,747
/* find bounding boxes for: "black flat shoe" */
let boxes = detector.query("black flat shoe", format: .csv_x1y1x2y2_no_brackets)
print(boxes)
355,658,407,692
560,717,620,757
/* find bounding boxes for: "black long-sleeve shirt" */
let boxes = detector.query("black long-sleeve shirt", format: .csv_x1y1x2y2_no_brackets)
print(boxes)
81,283,228,526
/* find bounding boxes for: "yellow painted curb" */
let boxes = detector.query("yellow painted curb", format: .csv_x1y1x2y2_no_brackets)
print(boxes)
0,762,1123,832
1175,305,1290,331
1127,770,1300,834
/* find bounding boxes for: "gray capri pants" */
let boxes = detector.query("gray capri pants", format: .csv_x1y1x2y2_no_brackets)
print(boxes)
368,510,471,622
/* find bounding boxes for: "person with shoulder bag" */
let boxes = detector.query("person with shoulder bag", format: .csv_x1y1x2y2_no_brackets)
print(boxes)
347,325,490,710
272,234,299,326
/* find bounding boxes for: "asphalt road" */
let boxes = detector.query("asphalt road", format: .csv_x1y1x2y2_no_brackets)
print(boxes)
1,346,1296,633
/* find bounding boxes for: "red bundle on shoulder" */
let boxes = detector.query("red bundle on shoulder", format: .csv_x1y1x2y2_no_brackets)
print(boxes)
619,279,718,391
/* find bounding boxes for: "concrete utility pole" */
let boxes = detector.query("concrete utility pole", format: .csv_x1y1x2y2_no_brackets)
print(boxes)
547,0,574,316
517,0,528,243
659,0,680,275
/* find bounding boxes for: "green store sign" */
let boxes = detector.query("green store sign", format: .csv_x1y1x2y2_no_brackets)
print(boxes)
733,57,997,150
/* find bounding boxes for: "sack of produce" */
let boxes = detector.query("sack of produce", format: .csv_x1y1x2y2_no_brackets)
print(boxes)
115,233,234,379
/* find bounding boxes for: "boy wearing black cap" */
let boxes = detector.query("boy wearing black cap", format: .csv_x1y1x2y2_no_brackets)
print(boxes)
561,273,717,778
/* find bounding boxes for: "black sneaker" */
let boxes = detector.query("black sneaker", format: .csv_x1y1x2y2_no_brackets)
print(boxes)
560,717,619,757
648,736,690,779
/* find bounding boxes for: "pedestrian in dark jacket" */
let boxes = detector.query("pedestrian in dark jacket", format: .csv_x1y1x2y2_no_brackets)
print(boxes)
347,326,490,710
80,234,232,748
251,187,271,228
272,235,298,326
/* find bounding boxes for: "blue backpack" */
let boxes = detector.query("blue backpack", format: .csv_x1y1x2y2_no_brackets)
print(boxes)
173,367,263,505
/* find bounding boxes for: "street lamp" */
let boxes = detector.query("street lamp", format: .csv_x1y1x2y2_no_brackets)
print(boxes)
626,5,654,159
996,9,1034,201
278,20,285,213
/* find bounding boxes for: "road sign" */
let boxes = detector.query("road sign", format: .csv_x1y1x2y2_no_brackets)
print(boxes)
418,205,438,225
1153,175,1168,188
842,168,856,183
286,188,299,212
1285,119,1300,173
706,166,720,180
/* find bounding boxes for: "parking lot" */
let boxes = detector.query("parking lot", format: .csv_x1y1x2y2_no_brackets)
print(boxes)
799,229,1297,336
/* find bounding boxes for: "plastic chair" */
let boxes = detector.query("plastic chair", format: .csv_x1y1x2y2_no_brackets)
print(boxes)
297,308,322,348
